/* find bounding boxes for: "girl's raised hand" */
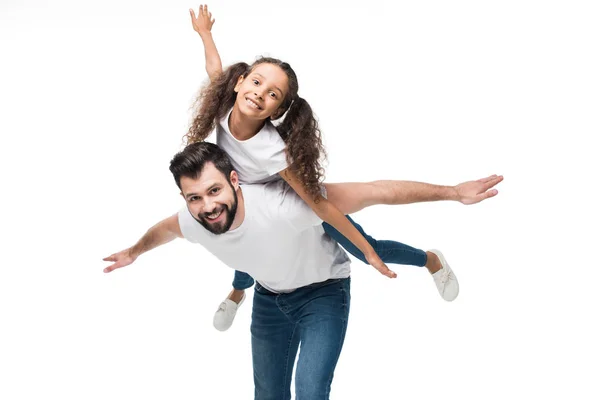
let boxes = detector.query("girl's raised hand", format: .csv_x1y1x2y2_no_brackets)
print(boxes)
190,4,215,35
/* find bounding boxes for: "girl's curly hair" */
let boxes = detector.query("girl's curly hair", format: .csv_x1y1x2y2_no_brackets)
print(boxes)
185,57,326,201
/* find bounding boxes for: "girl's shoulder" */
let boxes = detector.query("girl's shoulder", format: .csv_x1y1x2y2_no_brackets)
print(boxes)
261,119,282,140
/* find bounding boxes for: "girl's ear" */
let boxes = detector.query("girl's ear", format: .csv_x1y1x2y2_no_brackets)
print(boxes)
234,75,245,93
270,107,285,120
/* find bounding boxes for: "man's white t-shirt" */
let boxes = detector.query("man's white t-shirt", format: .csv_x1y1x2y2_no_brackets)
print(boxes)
178,180,351,293
215,108,288,184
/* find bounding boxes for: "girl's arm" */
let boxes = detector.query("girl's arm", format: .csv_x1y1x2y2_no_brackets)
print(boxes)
279,168,397,279
189,5,223,81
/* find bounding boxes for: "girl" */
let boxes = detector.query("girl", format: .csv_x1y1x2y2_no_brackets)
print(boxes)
189,5,501,331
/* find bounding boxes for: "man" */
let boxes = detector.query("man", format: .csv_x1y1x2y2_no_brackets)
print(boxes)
103,142,502,399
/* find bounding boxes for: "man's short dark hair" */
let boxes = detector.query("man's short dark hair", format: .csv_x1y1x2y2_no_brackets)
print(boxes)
169,142,235,189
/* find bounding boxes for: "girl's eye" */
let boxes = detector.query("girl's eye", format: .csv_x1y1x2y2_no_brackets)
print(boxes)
252,79,259,85
269,92,277,98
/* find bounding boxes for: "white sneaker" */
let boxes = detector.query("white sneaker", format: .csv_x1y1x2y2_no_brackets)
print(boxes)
213,292,246,332
428,249,459,302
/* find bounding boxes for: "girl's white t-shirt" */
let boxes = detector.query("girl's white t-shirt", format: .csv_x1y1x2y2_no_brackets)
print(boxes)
215,108,288,184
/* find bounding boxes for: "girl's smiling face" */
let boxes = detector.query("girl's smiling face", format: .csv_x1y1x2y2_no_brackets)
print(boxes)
234,63,289,120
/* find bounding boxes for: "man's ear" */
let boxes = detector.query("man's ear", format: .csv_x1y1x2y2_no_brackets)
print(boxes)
234,75,245,93
230,170,240,190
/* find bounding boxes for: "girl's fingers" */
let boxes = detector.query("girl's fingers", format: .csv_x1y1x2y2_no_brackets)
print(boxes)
377,264,396,279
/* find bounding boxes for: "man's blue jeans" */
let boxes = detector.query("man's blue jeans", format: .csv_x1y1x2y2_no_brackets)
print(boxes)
251,277,351,400
232,216,427,290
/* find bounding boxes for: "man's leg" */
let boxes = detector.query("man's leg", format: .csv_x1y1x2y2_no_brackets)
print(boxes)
251,282,300,400
290,278,351,400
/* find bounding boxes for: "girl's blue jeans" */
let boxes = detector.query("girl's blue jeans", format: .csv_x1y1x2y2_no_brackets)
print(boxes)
232,215,427,290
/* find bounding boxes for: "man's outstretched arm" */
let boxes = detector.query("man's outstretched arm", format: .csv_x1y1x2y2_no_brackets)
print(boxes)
325,174,504,215
103,214,183,273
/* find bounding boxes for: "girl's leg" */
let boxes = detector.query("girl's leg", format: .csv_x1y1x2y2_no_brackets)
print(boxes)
323,181,440,271
321,216,427,267
214,271,255,332
322,217,459,301
322,182,460,299
228,270,254,303
232,270,255,290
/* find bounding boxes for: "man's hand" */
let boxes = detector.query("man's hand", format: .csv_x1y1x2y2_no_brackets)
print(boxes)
455,174,504,205
365,252,397,279
190,4,215,36
103,248,138,273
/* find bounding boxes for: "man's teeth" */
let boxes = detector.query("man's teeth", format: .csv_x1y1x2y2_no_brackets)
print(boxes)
246,98,260,109
207,210,222,220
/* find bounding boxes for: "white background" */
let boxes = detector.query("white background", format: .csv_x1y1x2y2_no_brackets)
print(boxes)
1,0,599,399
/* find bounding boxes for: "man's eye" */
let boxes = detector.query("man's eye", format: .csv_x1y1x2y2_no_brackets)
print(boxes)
190,196,200,202
210,188,220,194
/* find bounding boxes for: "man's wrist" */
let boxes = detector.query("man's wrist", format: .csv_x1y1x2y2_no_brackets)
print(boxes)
128,246,142,260
447,185,460,201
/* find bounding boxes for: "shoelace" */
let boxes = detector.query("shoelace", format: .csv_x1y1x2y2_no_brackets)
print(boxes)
439,267,452,285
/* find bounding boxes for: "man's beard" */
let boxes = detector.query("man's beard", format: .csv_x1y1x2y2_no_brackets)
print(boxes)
193,183,238,235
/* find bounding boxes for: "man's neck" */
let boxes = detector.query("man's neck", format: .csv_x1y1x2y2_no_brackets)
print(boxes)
228,187,246,231
229,106,265,141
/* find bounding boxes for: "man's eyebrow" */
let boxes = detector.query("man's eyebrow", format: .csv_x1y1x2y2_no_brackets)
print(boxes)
185,183,221,199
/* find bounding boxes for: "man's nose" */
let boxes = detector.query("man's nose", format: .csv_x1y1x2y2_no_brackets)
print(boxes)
202,198,217,214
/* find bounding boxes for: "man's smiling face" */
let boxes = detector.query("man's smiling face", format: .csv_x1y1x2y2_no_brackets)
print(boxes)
180,162,239,235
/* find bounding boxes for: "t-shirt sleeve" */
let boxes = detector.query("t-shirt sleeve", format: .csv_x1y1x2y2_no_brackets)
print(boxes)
178,206,202,243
